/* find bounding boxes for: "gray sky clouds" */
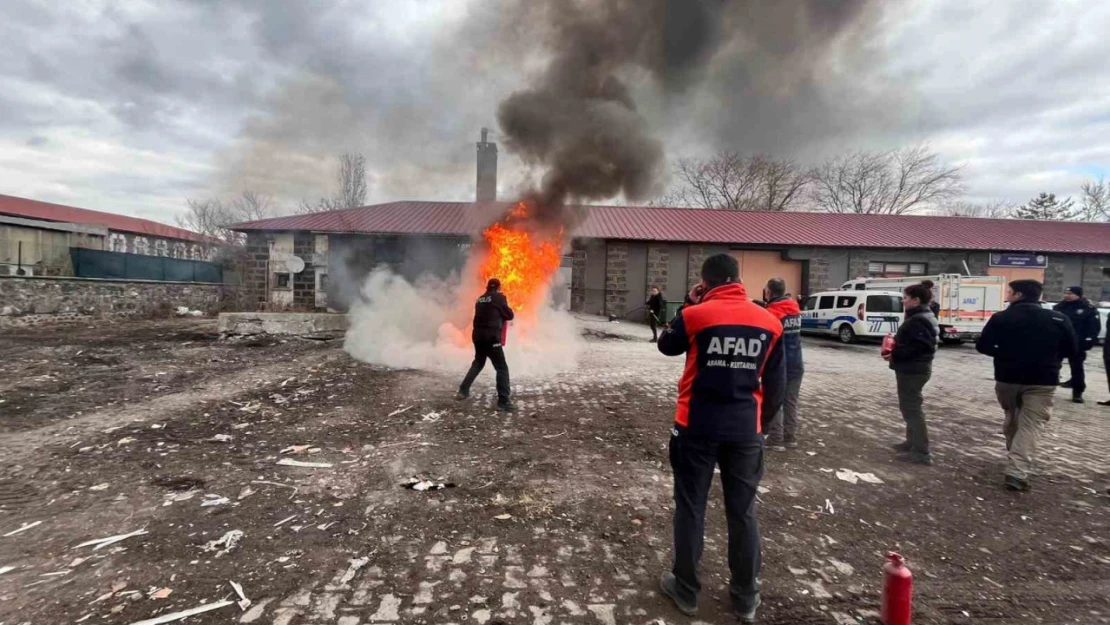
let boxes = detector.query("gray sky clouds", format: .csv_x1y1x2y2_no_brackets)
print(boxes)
1,0,1108,225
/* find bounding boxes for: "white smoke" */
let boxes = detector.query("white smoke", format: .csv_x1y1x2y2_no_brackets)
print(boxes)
343,266,581,378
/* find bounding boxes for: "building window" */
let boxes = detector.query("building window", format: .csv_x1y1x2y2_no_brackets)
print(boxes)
132,237,150,255
172,242,187,259
275,273,291,289
868,261,926,277
155,240,169,257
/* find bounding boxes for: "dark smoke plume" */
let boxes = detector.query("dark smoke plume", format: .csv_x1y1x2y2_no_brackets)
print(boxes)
494,0,880,225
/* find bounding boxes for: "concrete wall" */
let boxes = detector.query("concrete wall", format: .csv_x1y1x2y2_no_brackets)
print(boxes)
0,223,103,275
0,276,232,327
1044,254,1110,301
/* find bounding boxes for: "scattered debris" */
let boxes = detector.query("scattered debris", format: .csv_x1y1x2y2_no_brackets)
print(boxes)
3,520,43,537
74,528,149,551
148,588,173,600
151,477,205,491
252,480,299,498
421,411,443,422
825,499,836,514
835,469,884,485
0,565,16,575
338,556,371,586
89,483,110,491
542,430,568,439
274,515,297,528
202,530,243,557
200,495,231,507
280,445,311,455
277,458,333,469
117,437,137,446
126,599,235,625
494,514,512,520
236,485,255,500
401,477,456,491
387,405,414,417
229,580,251,610
174,307,204,317
210,434,233,443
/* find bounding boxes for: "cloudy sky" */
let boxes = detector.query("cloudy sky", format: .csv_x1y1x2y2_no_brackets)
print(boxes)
1,0,1108,227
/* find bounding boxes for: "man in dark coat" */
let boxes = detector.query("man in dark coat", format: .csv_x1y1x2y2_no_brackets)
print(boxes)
762,278,805,450
884,283,939,465
457,278,516,411
1102,331,1110,407
978,280,1077,491
646,286,665,342
1055,286,1102,403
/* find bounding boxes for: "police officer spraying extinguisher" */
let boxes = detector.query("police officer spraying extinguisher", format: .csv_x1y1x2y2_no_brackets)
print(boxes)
456,278,516,412
656,254,786,623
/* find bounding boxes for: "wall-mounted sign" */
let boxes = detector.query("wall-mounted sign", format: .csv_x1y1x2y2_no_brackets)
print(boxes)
989,252,1047,268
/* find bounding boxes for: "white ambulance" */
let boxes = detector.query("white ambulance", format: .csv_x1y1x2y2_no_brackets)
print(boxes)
840,274,1006,344
800,290,904,344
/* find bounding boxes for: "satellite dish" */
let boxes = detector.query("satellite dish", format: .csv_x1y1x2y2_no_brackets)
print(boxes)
286,256,306,274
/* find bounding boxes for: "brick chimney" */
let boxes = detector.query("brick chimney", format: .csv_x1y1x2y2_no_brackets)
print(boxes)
476,127,497,202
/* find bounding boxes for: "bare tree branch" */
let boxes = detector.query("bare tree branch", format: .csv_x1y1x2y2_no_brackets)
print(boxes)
809,145,963,215
654,151,811,211
296,151,369,214
938,199,1015,219
1080,177,1110,222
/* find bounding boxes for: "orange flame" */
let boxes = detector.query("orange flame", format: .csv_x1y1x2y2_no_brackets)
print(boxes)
478,202,563,316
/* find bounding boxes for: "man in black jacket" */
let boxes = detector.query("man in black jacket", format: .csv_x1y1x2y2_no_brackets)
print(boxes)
977,280,1078,491
1054,286,1102,403
457,278,516,412
1102,334,1110,407
646,286,665,342
884,284,939,465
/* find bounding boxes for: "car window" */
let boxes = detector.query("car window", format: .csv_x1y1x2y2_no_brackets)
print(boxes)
855,284,866,290
866,295,904,313
818,296,835,310
803,297,818,311
836,296,857,308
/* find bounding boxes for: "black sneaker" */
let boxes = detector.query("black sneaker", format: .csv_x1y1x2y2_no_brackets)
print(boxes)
734,593,762,623
765,438,786,452
1098,399,1110,407
897,452,933,465
1004,475,1030,492
497,403,517,413
455,391,469,401
784,439,799,450
892,441,912,453
1072,394,1085,404
659,572,697,617
1060,380,1074,389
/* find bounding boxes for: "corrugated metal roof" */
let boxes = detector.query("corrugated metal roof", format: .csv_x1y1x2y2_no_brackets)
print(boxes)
0,194,209,242
233,201,1110,255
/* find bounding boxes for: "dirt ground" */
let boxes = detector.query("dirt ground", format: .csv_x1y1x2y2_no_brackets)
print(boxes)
1,318,1108,625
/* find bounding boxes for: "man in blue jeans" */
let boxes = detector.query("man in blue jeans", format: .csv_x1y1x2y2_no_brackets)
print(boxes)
656,254,786,622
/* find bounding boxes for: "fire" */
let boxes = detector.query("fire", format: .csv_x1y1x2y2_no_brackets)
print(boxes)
478,202,563,316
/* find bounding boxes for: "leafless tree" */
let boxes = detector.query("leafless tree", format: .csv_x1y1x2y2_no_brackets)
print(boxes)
296,151,369,214
938,199,1015,219
177,190,277,243
654,152,811,211
1080,177,1110,222
809,145,963,215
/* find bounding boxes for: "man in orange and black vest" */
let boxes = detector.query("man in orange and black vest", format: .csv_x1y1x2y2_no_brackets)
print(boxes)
656,254,786,623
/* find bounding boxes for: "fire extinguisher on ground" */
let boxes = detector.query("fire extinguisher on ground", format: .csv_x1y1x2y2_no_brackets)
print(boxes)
882,552,913,625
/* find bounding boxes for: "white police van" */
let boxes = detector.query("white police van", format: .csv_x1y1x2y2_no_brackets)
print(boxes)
801,290,904,344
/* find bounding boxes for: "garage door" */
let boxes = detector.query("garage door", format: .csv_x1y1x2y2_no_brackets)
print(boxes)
729,250,803,299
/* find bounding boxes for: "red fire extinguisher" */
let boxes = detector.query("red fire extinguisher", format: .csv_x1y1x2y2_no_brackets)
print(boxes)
881,552,913,625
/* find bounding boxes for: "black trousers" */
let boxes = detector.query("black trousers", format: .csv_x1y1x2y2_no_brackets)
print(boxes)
1067,351,1087,394
649,311,661,339
895,370,931,455
459,340,510,405
669,433,763,612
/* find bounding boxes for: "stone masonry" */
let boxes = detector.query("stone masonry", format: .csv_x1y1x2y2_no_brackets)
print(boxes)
293,231,317,307
646,244,669,295
570,240,587,312
604,241,629,316
0,276,229,326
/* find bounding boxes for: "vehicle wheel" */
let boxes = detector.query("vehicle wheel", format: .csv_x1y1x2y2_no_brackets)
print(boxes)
838,325,856,344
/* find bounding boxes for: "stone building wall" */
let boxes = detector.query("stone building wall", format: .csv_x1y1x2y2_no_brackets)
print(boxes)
604,241,629,317
0,276,232,327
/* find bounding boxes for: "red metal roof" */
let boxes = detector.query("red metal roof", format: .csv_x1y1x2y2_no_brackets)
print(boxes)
233,201,1110,255
0,194,209,242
